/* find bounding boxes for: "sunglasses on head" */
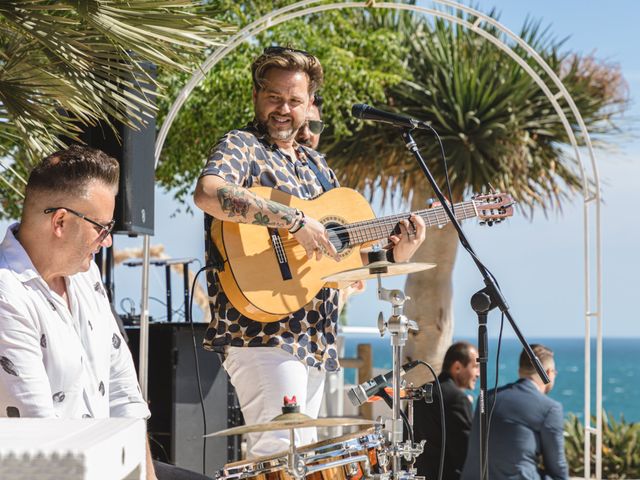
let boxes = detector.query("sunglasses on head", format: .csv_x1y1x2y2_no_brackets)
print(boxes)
263,46,312,57
307,119,325,135
44,207,115,242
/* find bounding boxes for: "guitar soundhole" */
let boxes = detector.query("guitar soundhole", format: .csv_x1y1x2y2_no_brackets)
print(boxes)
325,221,350,254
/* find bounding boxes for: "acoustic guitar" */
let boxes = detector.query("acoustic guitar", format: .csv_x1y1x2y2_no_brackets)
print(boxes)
210,187,514,323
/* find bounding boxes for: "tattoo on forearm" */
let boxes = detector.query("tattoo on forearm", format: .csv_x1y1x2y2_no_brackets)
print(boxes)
267,202,280,214
253,213,270,226
217,183,297,228
217,185,250,218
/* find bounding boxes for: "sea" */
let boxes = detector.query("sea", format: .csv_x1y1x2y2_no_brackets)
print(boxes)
341,335,639,423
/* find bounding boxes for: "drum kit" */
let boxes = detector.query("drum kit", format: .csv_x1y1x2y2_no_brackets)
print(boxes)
209,254,436,480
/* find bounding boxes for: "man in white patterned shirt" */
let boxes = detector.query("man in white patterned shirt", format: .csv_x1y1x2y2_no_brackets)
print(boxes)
0,145,207,480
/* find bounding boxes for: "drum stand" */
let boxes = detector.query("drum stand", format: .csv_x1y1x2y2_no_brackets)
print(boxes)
376,276,425,480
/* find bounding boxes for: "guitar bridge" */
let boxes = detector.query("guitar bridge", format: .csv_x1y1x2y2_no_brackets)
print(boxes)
269,228,293,281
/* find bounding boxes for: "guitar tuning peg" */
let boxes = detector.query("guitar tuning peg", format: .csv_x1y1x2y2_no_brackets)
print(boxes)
487,220,494,227
479,221,486,226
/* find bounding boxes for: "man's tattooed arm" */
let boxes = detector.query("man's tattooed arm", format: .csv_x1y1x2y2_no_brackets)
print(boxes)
216,183,297,227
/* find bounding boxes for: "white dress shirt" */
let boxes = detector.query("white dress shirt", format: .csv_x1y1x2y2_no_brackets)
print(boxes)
0,223,150,420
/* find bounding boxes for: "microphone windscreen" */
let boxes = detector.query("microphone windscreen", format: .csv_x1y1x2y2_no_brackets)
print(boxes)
351,103,369,119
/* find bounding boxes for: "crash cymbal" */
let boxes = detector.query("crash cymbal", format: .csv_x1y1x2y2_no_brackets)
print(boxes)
205,412,376,437
322,260,436,283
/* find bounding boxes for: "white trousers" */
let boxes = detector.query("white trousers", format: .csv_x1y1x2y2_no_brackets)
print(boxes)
223,347,326,459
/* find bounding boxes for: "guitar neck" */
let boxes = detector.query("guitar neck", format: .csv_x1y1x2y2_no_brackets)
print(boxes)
341,201,478,246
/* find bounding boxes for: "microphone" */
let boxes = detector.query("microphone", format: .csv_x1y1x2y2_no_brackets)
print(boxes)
347,360,421,406
351,104,431,130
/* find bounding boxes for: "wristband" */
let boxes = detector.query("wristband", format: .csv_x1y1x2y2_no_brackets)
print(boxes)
288,210,306,234
386,248,396,263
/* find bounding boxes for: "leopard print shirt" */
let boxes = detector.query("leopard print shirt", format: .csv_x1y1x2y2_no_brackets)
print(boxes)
200,123,341,371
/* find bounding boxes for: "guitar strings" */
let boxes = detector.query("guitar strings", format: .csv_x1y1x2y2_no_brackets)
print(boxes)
275,203,479,249
273,202,481,250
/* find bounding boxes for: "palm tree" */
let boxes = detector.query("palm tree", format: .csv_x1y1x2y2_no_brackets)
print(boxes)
323,12,628,380
0,0,233,218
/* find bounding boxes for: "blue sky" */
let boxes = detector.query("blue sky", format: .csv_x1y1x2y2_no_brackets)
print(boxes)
2,1,638,339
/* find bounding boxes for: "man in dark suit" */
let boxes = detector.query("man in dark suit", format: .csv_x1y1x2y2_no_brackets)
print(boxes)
413,341,479,480
460,344,569,480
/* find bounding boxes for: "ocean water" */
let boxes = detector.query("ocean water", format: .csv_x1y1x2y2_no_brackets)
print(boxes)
342,336,640,423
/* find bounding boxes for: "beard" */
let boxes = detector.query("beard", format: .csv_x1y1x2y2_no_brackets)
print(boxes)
269,126,295,141
255,112,303,143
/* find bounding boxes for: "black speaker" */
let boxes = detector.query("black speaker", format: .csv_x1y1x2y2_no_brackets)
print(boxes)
126,323,231,476
79,62,156,236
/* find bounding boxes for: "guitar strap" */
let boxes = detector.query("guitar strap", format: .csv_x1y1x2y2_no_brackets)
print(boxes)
205,213,225,271
305,154,335,192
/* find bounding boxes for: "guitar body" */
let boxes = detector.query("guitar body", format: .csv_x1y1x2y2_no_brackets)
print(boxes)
211,187,376,323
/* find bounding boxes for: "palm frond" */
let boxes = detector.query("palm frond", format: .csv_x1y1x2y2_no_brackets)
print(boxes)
0,0,235,218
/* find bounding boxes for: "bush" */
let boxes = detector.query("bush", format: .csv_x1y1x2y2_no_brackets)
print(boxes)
565,411,640,478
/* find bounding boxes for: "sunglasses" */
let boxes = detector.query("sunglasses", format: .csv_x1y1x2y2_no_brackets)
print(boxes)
44,207,115,242
306,119,325,135
263,46,313,57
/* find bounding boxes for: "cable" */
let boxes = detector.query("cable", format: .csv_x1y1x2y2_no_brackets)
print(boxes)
423,124,456,219
148,296,186,320
148,433,171,464
376,388,414,444
119,297,136,315
187,264,211,475
483,312,505,479
417,361,445,480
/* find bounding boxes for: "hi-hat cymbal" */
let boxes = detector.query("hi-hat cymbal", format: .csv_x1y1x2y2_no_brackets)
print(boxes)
322,260,436,283
205,412,376,437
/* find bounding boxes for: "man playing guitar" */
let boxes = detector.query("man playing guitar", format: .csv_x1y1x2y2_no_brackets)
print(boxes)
193,47,425,458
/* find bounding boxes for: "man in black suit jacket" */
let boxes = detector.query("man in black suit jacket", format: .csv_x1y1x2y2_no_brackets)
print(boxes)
460,344,569,480
413,341,479,480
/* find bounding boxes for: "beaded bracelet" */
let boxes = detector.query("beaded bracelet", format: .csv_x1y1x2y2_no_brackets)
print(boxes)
288,210,306,234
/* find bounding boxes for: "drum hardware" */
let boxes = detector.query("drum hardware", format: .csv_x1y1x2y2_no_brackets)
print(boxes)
215,254,434,479
324,251,430,479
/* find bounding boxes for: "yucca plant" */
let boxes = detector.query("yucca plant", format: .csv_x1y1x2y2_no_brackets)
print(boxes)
565,412,640,478
322,10,628,379
0,0,234,218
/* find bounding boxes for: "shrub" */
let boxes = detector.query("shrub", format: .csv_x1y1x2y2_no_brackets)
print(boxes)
565,411,640,478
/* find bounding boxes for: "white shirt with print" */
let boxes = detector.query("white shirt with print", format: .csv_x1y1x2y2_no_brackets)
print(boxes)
0,223,149,420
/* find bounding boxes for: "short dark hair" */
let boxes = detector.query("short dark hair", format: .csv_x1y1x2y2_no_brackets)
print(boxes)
519,344,554,376
251,47,324,95
442,341,476,373
25,144,119,200
313,93,323,115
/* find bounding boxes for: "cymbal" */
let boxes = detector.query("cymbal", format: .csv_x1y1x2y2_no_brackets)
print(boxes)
205,412,376,437
322,260,436,283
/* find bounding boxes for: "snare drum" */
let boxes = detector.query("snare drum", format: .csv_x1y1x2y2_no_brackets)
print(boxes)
216,450,289,479
301,428,388,479
216,428,387,480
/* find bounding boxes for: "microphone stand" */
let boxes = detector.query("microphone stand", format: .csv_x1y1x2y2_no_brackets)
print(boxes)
400,129,549,480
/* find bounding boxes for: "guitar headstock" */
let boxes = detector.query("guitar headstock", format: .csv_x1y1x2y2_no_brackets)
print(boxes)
472,192,515,226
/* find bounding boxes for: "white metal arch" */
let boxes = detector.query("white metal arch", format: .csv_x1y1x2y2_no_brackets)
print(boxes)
142,2,603,477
